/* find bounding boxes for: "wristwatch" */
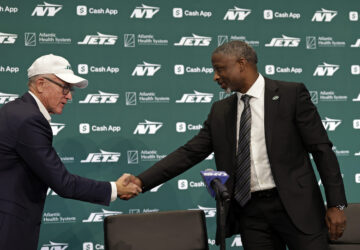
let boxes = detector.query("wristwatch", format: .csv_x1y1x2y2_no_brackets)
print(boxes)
335,205,346,211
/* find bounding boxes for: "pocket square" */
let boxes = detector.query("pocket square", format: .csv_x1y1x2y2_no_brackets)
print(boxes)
272,95,279,100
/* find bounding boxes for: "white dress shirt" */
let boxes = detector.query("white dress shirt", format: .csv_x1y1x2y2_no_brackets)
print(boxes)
28,91,51,123
236,74,276,192
28,91,117,201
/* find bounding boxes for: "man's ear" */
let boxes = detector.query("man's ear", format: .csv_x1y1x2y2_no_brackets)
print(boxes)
237,58,247,72
35,77,46,93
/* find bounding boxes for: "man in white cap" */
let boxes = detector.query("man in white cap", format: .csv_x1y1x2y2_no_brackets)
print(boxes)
0,54,141,250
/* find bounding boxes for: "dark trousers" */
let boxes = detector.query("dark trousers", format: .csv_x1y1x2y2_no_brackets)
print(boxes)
234,189,329,250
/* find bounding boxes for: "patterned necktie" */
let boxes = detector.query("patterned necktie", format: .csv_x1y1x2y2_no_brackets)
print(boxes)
234,94,252,207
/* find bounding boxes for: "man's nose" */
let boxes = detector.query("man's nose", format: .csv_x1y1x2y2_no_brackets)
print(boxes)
213,71,219,81
65,91,72,100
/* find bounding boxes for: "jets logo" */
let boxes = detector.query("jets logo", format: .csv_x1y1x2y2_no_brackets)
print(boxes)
322,117,341,131
0,32,17,44
133,120,163,134
130,4,159,19
313,62,339,76
311,8,337,22
176,91,213,103
32,2,62,16
78,32,118,45
265,35,300,47
223,6,251,20
174,34,212,46
132,62,161,76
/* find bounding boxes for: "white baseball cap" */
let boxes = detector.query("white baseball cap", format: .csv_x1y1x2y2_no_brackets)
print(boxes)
27,54,88,88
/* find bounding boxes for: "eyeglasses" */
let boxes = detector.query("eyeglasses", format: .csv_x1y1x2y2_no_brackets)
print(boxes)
43,77,74,95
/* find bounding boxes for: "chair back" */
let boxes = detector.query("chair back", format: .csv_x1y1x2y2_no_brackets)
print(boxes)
104,209,209,250
329,203,360,250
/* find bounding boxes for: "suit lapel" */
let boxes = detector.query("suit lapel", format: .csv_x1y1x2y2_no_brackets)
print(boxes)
21,92,52,131
264,77,279,157
22,92,38,106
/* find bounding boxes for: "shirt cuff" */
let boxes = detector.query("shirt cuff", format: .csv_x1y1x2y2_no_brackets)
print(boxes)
110,182,117,202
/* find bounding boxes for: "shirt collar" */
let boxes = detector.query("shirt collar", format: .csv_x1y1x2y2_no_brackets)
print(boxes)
236,73,265,100
28,91,51,123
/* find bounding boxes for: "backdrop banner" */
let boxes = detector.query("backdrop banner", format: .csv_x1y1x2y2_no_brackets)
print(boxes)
1,0,359,249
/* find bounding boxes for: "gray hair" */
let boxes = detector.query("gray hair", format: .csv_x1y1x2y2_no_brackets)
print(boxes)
27,74,53,87
213,40,258,64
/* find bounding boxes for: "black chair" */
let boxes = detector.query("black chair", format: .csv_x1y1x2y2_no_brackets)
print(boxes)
329,203,360,250
104,209,209,250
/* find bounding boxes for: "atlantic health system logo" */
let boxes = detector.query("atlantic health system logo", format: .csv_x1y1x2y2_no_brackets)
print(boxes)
126,150,166,164
309,90,347,103
124,33,168,47
306,36,345,49
125,92,170,105
217,35,259,47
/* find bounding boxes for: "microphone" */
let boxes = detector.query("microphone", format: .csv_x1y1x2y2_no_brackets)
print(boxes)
200,169,230,201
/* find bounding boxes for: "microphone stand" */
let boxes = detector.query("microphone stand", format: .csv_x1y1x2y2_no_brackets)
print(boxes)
213,184,230,250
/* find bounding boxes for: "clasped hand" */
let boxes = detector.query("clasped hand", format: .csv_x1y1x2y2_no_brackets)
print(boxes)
116,174,143,200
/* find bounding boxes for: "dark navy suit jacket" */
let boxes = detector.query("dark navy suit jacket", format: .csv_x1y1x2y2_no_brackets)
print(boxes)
138,77,347,241
0,92,111,250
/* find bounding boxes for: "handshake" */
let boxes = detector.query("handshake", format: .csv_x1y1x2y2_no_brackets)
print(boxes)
115,174,143,200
